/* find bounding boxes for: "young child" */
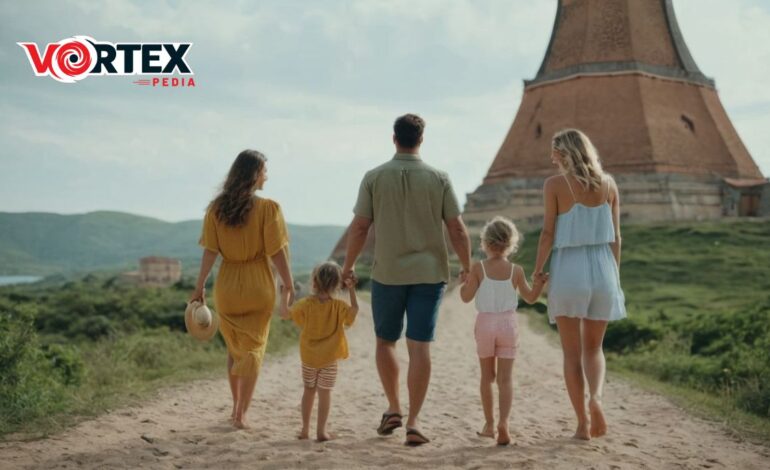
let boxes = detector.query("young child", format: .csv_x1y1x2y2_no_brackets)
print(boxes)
460,216,547,446
281,261,358,442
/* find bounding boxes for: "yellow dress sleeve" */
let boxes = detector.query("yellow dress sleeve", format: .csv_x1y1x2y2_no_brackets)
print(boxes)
290,299,306,328
199,208,220,253
263,200,290,257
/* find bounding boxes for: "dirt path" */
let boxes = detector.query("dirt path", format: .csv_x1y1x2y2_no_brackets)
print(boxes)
1,290,768,469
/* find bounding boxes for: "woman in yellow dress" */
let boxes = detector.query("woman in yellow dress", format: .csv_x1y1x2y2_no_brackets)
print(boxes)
190,149,294,429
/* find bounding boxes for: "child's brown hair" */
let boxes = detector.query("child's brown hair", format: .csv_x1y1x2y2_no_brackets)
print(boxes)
312,261,343,295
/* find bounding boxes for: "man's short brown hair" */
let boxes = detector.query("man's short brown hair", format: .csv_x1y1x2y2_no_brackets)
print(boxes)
393,114,425,148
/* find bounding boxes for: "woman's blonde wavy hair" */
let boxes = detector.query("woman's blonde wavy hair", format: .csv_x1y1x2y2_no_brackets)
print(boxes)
552,129,605,191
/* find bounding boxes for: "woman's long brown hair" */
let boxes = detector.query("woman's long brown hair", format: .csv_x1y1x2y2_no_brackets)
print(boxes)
210,150,267,227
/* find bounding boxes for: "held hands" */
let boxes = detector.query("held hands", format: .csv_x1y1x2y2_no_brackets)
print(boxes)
343,277,357,290
342,269,358,285
532,271,549,286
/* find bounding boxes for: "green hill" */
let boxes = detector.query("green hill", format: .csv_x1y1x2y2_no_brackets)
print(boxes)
0,211,345,275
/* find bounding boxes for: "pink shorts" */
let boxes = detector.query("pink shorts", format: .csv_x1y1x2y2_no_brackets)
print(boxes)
474,312,519,359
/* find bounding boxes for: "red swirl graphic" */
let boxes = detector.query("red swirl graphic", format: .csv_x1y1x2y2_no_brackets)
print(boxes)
56,41,91,77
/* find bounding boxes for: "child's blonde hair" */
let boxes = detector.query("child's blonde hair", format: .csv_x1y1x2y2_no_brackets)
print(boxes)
312,261,342,295
480,216,521,257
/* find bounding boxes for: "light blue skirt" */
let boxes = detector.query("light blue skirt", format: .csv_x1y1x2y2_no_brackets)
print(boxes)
547,244,626,324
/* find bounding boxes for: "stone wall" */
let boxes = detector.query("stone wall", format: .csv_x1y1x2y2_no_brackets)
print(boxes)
463,172,725,233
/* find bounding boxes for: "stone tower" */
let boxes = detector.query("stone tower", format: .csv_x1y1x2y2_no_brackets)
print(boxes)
463,0,766,229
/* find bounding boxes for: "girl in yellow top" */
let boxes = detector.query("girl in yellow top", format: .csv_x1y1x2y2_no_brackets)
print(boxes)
281,261,358,442
191,149,294,430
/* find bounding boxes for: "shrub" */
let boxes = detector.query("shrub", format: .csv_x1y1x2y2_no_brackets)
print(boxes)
0,302,70,433
43,343,85,386
604,317,662,353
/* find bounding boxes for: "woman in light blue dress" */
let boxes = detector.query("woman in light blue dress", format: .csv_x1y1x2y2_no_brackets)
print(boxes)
533,129,626,441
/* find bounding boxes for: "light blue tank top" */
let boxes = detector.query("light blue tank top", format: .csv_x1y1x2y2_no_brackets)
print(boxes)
553,177,615,249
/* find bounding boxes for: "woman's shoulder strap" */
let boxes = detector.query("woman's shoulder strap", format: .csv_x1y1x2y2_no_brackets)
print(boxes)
563,174,577,202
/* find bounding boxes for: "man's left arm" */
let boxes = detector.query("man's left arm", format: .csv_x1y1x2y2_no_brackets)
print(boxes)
442,175,471,280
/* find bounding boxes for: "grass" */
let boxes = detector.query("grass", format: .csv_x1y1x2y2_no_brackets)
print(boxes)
520,308,770,444
611,366,770,445
1,329,223,439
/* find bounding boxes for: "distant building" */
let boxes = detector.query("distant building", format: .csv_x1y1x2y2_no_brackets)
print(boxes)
120,256,182,287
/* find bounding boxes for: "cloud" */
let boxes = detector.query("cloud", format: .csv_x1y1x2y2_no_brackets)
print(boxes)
0,0,768,225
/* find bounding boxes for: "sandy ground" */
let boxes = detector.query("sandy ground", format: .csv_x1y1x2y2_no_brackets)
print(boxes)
1,290,768,469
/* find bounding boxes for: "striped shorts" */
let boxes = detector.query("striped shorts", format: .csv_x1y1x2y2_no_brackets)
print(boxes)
301,362,338,390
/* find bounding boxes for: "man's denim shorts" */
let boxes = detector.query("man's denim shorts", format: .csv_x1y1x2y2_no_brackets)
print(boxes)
371,280,447,342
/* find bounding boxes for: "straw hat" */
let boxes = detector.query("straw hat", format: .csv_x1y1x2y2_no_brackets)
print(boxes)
184,300,220,341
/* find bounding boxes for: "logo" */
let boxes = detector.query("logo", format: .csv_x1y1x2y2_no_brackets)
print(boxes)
18,36,194,86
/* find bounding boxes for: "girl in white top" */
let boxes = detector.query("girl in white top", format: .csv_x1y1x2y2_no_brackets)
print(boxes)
460,216,547,445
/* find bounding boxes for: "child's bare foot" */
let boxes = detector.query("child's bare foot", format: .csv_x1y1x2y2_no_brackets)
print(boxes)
476,422,495,438
496,426,511,446
589,397,607,437
297,429,310,440
316,431,336,442
232,419,250,430
573,421,590,441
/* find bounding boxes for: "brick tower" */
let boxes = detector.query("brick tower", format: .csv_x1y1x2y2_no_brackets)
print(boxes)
463,0,766,229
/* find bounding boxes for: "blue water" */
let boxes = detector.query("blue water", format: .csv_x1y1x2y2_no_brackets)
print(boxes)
0,276,43,286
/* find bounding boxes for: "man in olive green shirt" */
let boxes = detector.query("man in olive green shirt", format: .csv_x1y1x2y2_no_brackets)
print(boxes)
342,114,472,446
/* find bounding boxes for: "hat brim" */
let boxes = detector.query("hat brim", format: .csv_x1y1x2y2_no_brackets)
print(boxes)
185,302,220,341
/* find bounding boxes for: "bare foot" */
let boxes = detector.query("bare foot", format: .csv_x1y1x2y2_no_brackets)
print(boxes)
476,422,495,438
573,422,590,441
496,426,511,446
297,429,310,440
232,420,250,430
589,398,607,437
317,431,336,442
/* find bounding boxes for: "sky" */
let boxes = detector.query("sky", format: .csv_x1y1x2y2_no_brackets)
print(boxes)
1,0,769,226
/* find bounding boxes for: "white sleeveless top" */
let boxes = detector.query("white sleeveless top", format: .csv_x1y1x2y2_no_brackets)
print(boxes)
474,261,518,314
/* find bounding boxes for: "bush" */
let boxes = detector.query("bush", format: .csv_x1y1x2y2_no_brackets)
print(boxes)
44,343,85,386
604,317,662,353
735,375,770,418
0,302,71,434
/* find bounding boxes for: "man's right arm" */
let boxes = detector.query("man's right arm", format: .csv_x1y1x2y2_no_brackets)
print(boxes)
343,174,374,279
